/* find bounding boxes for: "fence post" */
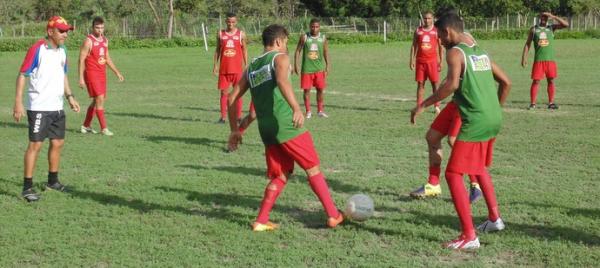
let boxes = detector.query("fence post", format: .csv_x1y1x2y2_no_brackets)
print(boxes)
365,21,368,35
21,21,24,37
383,20,387,43
202,23,208,52
507,14,509,29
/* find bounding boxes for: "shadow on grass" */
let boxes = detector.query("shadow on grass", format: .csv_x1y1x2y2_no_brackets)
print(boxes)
109,112,212,123
511,201,600,220
1,122,28,129
144,135,228,150
181,106,222,113
509,100,600,108
177,164,265,177
325,104,382,112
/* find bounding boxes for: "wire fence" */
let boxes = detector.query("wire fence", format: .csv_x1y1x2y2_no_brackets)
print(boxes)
1,13,598,39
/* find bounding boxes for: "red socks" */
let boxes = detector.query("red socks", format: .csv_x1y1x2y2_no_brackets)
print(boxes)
96,109,107,130
530,81,540,104
308,173,338,218
548,80,555,103
445,171,476,239
476,170,500,221
83,106,95,127
256,178,286,224
427,166,441,185
220,92,228,119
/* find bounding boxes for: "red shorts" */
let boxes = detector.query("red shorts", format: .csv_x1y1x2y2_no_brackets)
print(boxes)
531,61,557,80
430,102,462,137
265,131,320,179
415,61,440,82
85,73,107,97
301,72,326,90
446,138,496,175
218,73,242,90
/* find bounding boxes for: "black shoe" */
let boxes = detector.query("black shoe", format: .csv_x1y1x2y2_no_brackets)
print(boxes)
528,104,537,110
45,182,67,192
22,188,40,202
217,118,226,124
548,103,559,110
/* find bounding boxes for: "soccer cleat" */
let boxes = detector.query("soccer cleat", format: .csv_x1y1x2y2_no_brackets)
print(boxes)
443,235,480,250
306,111,312,119
547,103,559,110
251,221,279,232
22,188,40,202
528,104,537,110
80,126,97,134
317,111,329,118
45,182,67,192
434,106,441,115
101,128,114,136
217,118,226,124
409,183,442,198
477,218,505,232
327,211,344,228
469,183,483,204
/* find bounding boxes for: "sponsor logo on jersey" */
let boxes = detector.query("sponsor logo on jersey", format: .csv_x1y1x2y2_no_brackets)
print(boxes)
224,48,236,57
421,43,432,50
233,36,239,40
249,64,272,88
98,57,106,65
469,54,491,72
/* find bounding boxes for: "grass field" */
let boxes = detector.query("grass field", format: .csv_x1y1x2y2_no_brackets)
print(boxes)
1,39,599,266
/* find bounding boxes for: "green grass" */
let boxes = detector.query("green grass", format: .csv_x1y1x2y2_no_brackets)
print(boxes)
1,40,599,266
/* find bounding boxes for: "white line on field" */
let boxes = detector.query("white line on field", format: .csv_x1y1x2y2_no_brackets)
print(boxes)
326,90,413,102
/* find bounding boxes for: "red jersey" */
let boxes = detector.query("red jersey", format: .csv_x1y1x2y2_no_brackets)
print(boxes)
415,26,439,63
219,29,244,74
85,34,108,74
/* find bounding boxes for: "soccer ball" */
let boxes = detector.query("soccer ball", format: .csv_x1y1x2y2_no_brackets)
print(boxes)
344,194,374,221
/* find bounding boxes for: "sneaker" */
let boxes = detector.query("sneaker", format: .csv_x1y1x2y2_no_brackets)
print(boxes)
44,182,67,192
434,106,441,115
317,111,328,118
469,183,483,204
217,118,226,124
327,211,344,228
22,188,40,202
101,128,114,136
306,111,312,119
410,183,442,199
477,218,505,232
80,126,97,134
443,235,480,250
528,104,537,110
251,221,279,232
548,103,559,110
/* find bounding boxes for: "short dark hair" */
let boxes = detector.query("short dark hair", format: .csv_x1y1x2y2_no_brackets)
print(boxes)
92,17,104,27
226,12,236,18
434,11,463,32
262,24,289,46
422,10,434,17
309,18,320,25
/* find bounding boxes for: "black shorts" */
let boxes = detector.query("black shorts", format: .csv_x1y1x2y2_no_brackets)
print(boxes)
27,110,66,142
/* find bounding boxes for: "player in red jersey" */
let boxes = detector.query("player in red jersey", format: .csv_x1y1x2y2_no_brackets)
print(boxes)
410,11,443,114
79,17,124,136
213,12,248,123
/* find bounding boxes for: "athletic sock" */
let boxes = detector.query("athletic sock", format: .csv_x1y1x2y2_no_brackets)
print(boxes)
548,80,556,103
48,172,58,185
308,173,339,218
96,109,107,130
530,81,540,104
256,178,286,224
427,166,441,185
220,92,228,119
23,177,33,191
445,171,476,239
236,98,243,120
303,90,311,113
476,170,500,221
468,174,478,184
83,106,95,127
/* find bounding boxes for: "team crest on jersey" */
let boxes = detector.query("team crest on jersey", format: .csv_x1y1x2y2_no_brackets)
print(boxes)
226,40,234,48
538,32,549,47
94,41,99,46
224,48,236,57
423,35,431,43
469,55,491,71
248,64,272,88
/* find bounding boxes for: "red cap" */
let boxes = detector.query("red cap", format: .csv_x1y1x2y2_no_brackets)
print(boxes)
47,16,74,31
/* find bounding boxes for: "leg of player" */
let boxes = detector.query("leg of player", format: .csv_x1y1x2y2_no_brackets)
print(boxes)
305,166,343,228
94,95,112,136
218,90,228,123
316,89,327,118
410,129,444,198
431,81,441,114
303,89,312,118
529,80,540,110
447,136,482,203
547,78,558,109
253,174,288,231
22,141,43,201
46,138,66,191
444,171,479,249
81,99,97,134
475,169,505,232
416,81,425,107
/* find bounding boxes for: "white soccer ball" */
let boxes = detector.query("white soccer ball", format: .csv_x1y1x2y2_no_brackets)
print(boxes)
344,194,374,221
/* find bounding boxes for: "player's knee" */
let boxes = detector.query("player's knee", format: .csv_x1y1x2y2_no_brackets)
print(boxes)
532,80,540,85
27,142,43,152
50,139,65,148
305,166,320,177
547,78,554,84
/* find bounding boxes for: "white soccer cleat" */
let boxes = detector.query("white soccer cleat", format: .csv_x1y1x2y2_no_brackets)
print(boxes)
444,235,480,250
80,126,97,134
101,128,114,136
434,106,441,115
477,218,505,232
306,111,312,119
317,111,328,118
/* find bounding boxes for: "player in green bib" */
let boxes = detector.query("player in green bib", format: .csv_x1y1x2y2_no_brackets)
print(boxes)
294,18,330,118
227,24,343,232
521,12,568,110
411,10,511,249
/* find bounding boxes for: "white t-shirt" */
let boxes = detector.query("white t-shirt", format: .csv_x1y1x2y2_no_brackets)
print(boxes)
19,39,68,111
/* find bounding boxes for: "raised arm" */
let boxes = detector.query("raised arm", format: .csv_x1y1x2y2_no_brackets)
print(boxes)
78,38,92,88
293,33,305,75
491,61,511,106
544,12,569,30
275,54,304,128
521,27,534,68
